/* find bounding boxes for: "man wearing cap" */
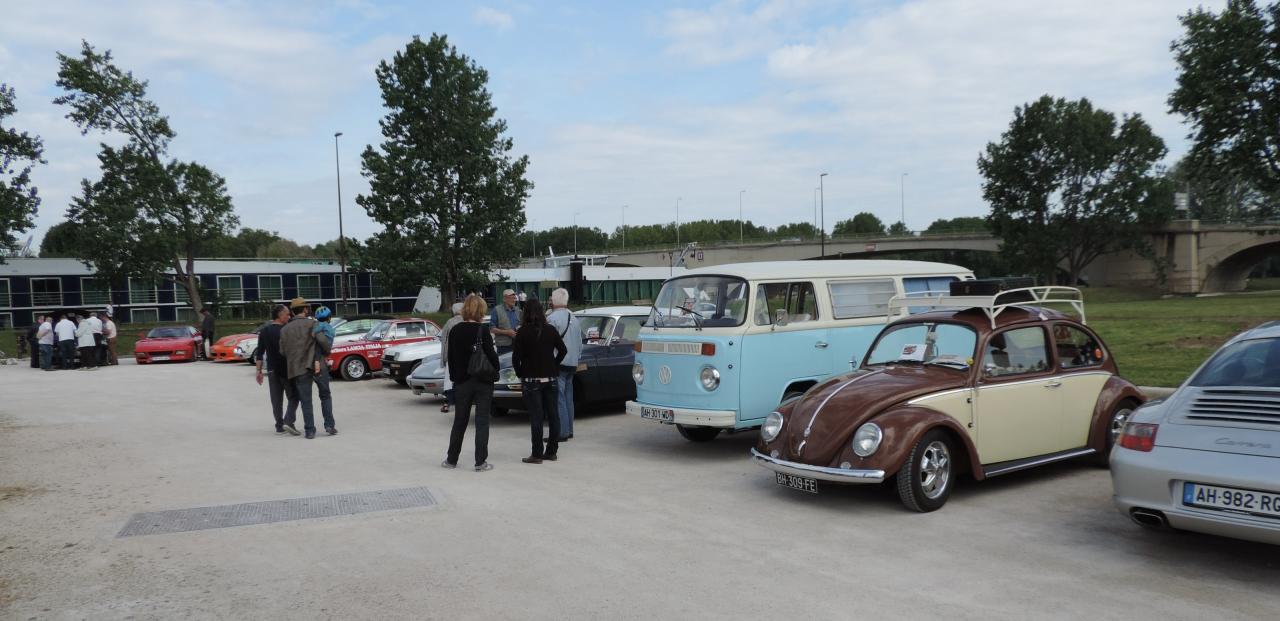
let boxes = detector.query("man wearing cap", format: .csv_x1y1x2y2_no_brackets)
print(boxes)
280,298,325,438
490,289,521,355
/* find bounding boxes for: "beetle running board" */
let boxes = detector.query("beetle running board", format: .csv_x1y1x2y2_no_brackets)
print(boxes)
982,447,1096,478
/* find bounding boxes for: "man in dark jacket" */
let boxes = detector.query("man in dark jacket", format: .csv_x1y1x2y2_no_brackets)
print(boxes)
255,305,298,435
200,308,216,360
25,318,40,368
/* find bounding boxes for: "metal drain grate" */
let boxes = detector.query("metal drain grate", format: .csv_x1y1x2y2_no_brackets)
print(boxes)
117,486,438,538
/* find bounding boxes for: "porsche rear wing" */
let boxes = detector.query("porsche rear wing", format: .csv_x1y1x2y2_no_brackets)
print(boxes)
887,286,1085,328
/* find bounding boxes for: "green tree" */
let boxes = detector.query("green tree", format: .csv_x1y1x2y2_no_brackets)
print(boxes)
358,35,531,309
1170,0,1280,197
887,221,910,236
55,41,239,312
773,222,818,240
257,238,315,258
38,220,82,257
1165,157,1279,221
832,212,885,236
1,84,44,261
925,217,988,234
978,95,1173,285
312,236,362,262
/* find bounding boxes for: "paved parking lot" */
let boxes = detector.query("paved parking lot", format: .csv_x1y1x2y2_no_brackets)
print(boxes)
1,360,1278,620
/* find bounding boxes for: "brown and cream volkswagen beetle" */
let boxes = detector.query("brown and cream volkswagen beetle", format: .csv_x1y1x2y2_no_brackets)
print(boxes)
752,286,1145,512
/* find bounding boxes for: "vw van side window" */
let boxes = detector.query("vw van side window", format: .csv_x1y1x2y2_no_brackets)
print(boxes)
982,327,1050,378
1054,324,1105,369
828,279,896,319
754,282,818,325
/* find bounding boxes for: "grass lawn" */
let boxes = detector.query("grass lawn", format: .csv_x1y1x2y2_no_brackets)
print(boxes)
3,294,1276,387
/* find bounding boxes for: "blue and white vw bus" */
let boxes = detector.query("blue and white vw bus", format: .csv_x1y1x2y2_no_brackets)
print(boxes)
625,260,974,441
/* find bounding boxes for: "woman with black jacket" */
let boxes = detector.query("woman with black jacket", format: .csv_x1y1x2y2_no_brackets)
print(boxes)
443,295,501,472
511,298,567,464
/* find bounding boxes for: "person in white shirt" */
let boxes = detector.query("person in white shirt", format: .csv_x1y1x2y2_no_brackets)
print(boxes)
54,314,77,370
102,313,118,365
87,312,105,366
546,288,582,441
36,316,55,371
74,315,97,370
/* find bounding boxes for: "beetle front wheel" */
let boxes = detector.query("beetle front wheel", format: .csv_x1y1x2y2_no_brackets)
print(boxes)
896,429,955,513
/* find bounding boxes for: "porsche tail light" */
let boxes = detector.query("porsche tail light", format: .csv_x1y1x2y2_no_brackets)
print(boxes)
1118,422,1158,452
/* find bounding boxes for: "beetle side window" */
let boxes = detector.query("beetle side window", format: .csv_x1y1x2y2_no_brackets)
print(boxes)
1054,324,1105,369
982,327,1050,377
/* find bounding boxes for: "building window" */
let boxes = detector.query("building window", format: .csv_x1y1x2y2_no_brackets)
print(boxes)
30,278,63,307
129,277,158,304
130,308,160,324
339,273,359,299
337,302,359,317
217,275,244,302
258,275,283,301
0,312,11,329
371,300,392,314
370,274,387,298
298,275,321,300
175,281,190,304
0,278,10,308
176,307,196,323
828,279,897,319
81,278,111,306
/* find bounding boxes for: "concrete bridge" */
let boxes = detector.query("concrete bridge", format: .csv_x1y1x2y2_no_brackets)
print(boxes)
602,221,1280,294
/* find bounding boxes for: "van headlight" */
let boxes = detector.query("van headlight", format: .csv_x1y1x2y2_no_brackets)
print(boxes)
762,411,784,442
852,423,883,457
699,366,720,391
632,363,644,385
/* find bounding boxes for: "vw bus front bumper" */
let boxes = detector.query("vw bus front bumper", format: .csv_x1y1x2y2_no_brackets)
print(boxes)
625,401,737,428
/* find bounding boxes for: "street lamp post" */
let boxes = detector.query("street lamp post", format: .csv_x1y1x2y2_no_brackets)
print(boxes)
676,197,682,248
812,188,819,235
819,173,828,258
900,172,908,229
621,205,627,251
738,189,746,244
573,212,580,256
333,132,347,308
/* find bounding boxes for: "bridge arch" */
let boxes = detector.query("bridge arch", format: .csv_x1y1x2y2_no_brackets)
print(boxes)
1202,236,1280,293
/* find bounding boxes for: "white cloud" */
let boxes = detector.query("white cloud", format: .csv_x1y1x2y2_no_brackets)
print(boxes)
474,7,515,32
661,0,813,66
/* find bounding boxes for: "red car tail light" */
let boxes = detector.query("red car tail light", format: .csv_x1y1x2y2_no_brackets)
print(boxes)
1118,422,1159,452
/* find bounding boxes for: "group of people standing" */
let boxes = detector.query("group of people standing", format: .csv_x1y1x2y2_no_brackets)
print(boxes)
253,297,338,439
27,310,118,371
441,287,582,471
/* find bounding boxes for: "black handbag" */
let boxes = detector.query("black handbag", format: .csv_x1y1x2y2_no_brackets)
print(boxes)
467,325,498,383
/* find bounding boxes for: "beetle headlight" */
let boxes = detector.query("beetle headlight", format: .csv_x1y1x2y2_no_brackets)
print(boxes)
762,411,785,442
852,423,883,457
699,366,720,391
632,362,644,385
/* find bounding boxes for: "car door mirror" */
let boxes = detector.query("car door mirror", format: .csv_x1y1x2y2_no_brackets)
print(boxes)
849,356,859,370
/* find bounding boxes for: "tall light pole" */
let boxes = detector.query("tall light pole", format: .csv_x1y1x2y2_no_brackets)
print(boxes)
738,189,746,244
621,205,628,251
333,132,347,308
819,173,828,258
676,197,682,248
573,212,580,256
812,188,819,235
900,172,908,229
529,219,536,257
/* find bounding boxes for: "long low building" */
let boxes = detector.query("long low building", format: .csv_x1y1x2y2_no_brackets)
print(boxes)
0,258,427,328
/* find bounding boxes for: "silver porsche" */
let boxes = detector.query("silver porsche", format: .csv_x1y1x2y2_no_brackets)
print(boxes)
1111,321,1280,545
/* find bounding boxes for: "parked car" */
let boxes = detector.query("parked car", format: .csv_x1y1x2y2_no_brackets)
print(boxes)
627,260,974,442
326,318,441,380
210,322,269,363
1111,321,1280,545
408,306,650,414
752,286,1144,512
380,339,443,385
135,326,203,364
332,314,394,346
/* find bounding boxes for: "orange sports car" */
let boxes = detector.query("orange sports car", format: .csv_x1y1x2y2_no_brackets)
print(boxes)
210,322,270,363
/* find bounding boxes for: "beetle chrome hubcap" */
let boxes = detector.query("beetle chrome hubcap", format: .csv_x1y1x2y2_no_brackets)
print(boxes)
919,441,951,499
1110,408,1133,445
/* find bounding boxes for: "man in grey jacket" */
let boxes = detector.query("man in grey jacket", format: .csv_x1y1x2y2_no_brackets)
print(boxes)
547,288,581,441
279,298,328,439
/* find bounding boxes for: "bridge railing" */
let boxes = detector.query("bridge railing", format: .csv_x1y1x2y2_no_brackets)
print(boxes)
596,229,994,256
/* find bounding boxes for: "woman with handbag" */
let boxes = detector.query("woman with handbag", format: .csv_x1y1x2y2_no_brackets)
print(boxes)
511,298,567,464
443,295,500,472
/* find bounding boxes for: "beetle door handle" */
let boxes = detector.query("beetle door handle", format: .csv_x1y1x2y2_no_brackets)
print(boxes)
814,341,829,349
1044,381,1062,389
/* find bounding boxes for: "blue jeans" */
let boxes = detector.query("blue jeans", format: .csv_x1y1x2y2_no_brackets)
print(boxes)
39,343,53,370
287,372,316,432
556,367,575,439
522,380,560,458
314,365,335,430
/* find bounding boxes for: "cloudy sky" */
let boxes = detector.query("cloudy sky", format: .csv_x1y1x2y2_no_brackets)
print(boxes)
1,0,1216,250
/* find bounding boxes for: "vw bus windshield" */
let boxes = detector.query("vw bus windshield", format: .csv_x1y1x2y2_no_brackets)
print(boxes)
865,322,977,370
648,276,749,328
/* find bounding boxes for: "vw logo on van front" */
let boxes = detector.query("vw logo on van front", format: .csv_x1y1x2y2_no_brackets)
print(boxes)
658,365,672,385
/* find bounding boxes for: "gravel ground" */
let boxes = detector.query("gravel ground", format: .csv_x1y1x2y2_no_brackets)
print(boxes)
1,360,1277,620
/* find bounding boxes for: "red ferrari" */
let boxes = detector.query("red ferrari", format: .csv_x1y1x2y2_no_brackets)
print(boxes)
134,326,202,364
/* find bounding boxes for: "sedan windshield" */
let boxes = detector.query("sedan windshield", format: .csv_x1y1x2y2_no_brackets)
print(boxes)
865,322,977,369
1189,337,1280,387
648,276,749,328
147,327,189,339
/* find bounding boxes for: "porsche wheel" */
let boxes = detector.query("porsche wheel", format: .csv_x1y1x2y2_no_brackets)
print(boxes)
896,429,954,513
340,356,369,381
676,425,721,442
